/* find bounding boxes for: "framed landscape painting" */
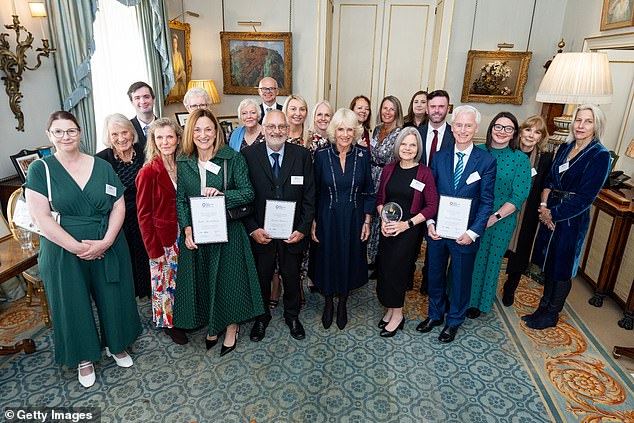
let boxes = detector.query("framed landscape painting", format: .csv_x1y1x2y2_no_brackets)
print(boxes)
220,32,292,96
461,50,532,105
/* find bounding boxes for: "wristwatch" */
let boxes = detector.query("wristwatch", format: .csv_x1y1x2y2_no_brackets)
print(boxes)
407,219,414,228
494,212,502,220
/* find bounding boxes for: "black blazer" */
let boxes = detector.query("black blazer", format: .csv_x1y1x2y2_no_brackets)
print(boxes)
258,103,283,124
417,122,455,166
130,116,156,152
242,141,316,254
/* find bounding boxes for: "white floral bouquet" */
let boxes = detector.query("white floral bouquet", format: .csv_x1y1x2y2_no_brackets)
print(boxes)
471,60,513,96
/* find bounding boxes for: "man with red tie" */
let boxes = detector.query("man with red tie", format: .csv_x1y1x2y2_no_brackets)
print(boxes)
413,90,455,293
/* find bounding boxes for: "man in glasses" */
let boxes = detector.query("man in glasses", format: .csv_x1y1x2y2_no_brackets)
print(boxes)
127,81,156,151
242,110,315,342
257,77,283,124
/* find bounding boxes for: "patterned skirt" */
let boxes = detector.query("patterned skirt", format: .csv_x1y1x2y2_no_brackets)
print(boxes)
149,240,179,328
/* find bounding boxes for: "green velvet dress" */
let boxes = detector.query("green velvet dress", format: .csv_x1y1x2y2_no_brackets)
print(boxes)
174,145,264,335
24,156,141,367
470,145,531,313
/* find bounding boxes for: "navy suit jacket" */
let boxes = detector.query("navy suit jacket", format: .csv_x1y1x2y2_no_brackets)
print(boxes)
417,122,455,166
130,116,155,152
258,103,283,124
431,145,496,252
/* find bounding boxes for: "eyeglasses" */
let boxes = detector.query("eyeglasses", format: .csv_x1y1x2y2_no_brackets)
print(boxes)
259,87,277,93
493,124,515,134
264,124,289,131
49,128,80,138
189,103,209,110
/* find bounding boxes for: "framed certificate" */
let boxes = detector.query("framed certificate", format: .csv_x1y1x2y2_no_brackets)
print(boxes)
189,196,228,244
436,195,472,240
264,200,296,239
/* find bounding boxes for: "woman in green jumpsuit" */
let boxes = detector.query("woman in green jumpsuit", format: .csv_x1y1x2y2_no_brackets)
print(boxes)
24,111,141,388
174,108,264,356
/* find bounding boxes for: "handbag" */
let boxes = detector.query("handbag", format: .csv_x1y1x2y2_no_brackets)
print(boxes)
12,159,60,235
223,159,254,221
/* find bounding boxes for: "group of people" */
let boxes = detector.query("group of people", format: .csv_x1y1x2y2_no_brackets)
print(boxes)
24,76,611,388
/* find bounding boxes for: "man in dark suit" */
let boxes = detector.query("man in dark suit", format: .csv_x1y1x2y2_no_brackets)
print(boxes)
242,110,316,341
413,89,455,293
416,105,496,343
127,81,157,151
258,77,283,124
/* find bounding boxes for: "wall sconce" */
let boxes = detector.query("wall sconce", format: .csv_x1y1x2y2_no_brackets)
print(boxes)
1,1,55,131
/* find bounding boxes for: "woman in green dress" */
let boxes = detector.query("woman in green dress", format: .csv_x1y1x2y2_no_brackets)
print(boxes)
25,111,141,388
174,108,264,356
467,112,531,318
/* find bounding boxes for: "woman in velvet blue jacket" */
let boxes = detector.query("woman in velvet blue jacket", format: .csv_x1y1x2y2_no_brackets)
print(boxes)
526,104,611,330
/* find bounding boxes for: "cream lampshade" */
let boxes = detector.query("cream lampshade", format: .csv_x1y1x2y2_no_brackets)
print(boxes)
187,80,221,105
536,52,613,145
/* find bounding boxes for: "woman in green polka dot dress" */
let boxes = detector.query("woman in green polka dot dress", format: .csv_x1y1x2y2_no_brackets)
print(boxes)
467,112,531,319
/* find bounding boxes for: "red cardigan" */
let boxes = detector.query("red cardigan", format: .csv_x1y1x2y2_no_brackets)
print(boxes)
135,157,178,259
376,161,438,219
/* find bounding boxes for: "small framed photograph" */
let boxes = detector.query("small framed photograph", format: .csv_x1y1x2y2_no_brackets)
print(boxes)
175,112,189,128
10,150,40,182
601,0,634,31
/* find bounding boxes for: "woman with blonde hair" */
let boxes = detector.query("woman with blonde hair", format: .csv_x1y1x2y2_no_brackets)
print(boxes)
174,108,264,355
136,118,187,344
502,115,553,306
283,94,308,145
306,100,333,154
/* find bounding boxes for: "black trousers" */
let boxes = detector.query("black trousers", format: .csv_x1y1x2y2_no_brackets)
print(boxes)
253,240,303,321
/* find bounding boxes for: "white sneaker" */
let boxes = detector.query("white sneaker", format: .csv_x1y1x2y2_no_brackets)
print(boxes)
77,362,95,388
105,347,133,368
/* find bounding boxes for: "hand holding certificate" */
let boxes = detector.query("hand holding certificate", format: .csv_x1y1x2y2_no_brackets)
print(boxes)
264,200,296,239
189,196,228,243
435,195,472,240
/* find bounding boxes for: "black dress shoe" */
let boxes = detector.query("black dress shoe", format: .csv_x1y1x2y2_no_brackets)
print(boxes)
438,325,458,343
322,295,334,329
378,319,389,329
250,321,267,342
416,317,444,333
308,285,318,293
466,307,481,319
205,336,218,350
380,318,405,337
165,328,188,345
286,319,306,340
220,328,239,357
336,296,348,330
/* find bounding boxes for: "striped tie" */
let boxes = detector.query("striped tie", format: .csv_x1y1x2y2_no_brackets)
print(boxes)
454,152,465,189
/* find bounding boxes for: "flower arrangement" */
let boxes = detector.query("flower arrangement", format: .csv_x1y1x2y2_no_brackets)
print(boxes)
471,60,513,96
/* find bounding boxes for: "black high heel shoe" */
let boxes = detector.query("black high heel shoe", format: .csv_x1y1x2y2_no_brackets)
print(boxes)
378,319,389,329
380,317,405,337
205,336,218,350
220,327,239,357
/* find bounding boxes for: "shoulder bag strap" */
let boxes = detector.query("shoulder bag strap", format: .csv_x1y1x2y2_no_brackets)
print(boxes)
223,159,227,191
39,159,59,213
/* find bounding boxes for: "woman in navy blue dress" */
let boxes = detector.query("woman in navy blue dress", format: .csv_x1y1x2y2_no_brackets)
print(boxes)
312,108,376,330
528,104,611,330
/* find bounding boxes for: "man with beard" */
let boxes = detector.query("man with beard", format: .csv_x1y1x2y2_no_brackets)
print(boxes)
127,81,157,151
412,90,456,293
242,110,316,341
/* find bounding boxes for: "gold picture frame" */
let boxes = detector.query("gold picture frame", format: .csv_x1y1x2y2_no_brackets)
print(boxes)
220,32,292,96
461,50,532,105
165,20,192,105
600,0,634,31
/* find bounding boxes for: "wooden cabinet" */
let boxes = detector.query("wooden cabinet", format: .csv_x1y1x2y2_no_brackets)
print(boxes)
580,187,634,329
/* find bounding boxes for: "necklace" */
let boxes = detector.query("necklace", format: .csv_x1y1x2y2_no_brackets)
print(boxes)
115,149,136,165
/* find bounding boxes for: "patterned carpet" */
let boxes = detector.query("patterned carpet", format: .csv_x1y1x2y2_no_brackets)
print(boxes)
0,270,632,422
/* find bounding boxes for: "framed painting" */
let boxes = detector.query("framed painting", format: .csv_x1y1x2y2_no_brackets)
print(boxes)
601,0,634,30
10,150,40,182
461,50,532,105
165,20,192,105
175,112,189,128
220,32,292,96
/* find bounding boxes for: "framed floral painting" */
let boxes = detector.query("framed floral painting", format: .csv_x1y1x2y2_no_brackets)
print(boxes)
461,50,532,105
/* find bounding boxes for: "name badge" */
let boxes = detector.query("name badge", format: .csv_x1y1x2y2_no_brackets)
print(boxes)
291,176,304,185
466,172,481,185
205,161,221,175
410,179,425,192
105,184,117,197
531,168,537,177
558,162,569,173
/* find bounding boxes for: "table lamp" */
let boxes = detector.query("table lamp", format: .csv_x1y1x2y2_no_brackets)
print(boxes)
187,80,221,107
536,52,613,146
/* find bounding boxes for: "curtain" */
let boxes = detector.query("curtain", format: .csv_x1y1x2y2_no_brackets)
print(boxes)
136,0,175,117
46,0,98,153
